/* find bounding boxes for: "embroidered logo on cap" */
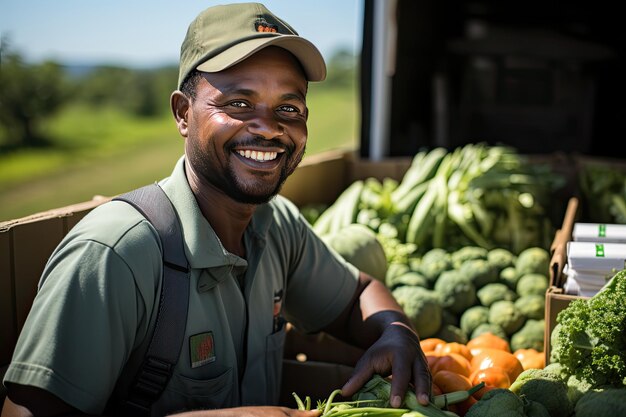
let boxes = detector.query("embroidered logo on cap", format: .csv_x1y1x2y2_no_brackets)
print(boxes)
190,332,216,368
255,18,277,33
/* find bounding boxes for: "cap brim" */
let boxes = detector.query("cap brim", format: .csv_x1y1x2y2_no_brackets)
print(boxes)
196,35,326,82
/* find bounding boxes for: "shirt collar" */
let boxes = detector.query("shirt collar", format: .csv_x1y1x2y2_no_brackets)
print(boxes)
159,156,274,270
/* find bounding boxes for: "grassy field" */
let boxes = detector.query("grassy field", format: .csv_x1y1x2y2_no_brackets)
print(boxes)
0,83,358,221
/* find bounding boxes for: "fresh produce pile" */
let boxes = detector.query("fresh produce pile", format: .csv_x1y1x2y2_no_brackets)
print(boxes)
420,332,542,416
391,245,550,349
463,269,626,417
292,373,484,416
290,331,545,417
296,144,626,416
304,143,560,361
308,143,564,263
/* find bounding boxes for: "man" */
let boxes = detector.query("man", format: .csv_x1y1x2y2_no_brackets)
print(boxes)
2,3,431,416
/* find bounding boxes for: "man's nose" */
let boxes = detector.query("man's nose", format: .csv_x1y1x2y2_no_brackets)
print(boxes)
247,108,284,139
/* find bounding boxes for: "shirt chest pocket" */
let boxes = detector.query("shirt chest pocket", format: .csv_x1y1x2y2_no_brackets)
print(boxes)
264,327,286,403
154,367,235,414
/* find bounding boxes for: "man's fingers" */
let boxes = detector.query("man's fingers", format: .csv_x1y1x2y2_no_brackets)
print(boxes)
413,359,432,405
389,359,411,408
340,362,374,397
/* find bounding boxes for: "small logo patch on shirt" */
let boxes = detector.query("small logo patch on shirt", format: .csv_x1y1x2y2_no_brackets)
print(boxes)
190,332,216,368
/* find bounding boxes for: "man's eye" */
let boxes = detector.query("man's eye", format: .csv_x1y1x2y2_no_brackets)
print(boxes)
279,105,299,113
230,101,249,108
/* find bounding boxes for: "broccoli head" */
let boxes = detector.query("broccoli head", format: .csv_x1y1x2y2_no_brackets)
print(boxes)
386,271,429,291
499,266,520,290
514,294,545,320
515,246,550,277
417,248,451,284
477,282,518,307
488,300,525,336
566,374,594,406
510,319,545,352
451,246,488,269
523,400,551,417
433,324,468,344
434,270,477,314
385,262,410,288
465,388,525,417
459,258,499,289
509,367,573,417
516,273,549,297
460,305,490,336
574,387,626,417
471,323,507,341
487,247,517,273
391,285,443,338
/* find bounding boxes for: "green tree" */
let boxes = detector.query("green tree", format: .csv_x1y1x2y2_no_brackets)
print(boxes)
73,65,177,117
322,48,358,89
0,41,68,148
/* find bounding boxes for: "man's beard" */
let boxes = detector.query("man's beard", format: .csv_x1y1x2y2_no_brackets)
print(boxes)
188,137,306,205
224,144,305,204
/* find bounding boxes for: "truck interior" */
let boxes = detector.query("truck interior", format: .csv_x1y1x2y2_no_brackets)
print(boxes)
359,0,624,159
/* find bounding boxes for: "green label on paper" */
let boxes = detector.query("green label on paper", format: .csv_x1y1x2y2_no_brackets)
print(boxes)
596,244,605,257
598,224,606,237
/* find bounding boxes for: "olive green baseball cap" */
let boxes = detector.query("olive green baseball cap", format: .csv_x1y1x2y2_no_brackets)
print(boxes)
177,2,327,88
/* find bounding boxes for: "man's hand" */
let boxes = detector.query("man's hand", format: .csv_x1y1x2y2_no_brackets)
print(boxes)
322,273,432,409
339,321,431,407
170,407,321,417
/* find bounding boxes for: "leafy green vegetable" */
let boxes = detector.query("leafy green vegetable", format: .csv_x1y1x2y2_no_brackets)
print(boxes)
552,269,626,388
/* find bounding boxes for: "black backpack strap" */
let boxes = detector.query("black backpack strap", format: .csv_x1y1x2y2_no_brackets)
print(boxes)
113,183,190,415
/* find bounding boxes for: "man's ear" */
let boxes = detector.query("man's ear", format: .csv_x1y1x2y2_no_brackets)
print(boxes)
171,91,190,138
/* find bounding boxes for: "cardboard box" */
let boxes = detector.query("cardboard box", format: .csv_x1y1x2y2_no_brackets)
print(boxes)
544,197,591,364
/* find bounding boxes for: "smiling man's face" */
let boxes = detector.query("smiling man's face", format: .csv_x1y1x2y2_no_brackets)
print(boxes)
182,46,309,205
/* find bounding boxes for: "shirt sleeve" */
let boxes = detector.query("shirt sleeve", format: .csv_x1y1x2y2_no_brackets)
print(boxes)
3,210,162,414
274,198,360,334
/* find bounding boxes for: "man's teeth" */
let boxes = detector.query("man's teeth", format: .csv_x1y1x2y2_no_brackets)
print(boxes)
237,150,278,161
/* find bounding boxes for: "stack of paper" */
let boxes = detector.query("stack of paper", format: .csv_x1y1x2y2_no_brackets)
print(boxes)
563,240,626,296
572,223,626,243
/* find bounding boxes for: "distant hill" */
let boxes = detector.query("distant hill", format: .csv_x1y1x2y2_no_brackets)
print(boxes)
61,61,177,78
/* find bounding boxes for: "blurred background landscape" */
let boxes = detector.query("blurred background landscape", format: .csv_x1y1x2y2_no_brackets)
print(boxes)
0,0,362,221
3,0,625,221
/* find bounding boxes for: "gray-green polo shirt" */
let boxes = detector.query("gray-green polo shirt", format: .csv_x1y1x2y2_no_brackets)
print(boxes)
3,156,359,416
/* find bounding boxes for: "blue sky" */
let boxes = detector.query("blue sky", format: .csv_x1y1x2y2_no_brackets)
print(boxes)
1,0,363,67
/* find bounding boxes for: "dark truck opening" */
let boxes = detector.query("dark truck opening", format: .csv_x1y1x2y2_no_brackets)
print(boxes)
360,0,625,159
